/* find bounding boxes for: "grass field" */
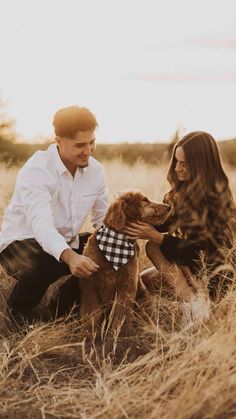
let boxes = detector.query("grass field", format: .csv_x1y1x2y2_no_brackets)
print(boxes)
0,160,236,419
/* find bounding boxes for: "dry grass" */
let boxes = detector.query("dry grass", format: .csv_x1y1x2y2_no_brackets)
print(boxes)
0,160,236,419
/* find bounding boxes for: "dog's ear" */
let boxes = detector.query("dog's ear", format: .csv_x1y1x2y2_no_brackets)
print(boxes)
123,199,142,221
103,199,127,230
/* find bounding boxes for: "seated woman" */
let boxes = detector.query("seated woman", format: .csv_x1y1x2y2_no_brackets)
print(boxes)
124,131,236,326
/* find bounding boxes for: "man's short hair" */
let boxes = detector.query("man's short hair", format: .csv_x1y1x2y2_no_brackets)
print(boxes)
53,106,98,138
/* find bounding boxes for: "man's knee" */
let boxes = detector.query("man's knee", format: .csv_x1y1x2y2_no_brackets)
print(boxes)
0,239,43,277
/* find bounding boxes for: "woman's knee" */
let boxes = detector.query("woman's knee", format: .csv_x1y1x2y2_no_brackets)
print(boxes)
139,267,163,295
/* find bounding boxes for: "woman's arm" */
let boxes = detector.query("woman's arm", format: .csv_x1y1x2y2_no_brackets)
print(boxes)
153,220,172,233
124,222,204,266
123,222,164,244
160,234,204,265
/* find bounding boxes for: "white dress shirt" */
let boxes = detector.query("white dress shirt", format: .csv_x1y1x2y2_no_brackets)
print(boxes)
0,144,109,261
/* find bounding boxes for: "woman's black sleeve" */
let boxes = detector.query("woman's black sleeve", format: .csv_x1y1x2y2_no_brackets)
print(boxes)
160,234,204,265
153,220,172,233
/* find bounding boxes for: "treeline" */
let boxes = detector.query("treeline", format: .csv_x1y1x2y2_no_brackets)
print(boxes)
0,137,236,167
0,102,235,166
93,142,169,165
94,139,236,166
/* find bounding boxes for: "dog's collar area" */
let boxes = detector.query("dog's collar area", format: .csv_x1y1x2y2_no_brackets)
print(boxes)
96,225,135,271
101,225,135,242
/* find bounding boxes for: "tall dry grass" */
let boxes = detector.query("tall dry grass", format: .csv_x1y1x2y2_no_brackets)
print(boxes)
0,160,236,419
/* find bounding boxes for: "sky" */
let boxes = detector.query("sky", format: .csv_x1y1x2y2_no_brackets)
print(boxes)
0,0,236,143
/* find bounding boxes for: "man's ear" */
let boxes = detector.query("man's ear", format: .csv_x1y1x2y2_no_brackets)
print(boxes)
104,199,127,231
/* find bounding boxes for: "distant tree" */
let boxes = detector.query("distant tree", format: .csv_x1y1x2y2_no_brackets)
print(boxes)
0,98,16,143
0,98,18,164
166,126,186,159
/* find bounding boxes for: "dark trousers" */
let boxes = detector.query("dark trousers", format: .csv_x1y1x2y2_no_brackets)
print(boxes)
0,234,90,318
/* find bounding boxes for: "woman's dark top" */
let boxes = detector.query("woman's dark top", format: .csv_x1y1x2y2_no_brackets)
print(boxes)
154,220,206,272
154,214,234,299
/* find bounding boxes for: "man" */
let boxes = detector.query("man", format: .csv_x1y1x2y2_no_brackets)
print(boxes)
0,105,109,320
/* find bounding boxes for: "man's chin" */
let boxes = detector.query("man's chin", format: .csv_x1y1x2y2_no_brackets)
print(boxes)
78,159,89,168
78,163,89,168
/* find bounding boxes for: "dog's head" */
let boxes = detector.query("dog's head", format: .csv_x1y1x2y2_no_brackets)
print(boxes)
104,191,170,231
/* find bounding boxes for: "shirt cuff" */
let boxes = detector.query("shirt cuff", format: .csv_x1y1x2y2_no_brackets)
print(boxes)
52,242,71,262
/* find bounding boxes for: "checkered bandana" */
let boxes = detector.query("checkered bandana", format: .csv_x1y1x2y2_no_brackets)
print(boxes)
96,225,135,271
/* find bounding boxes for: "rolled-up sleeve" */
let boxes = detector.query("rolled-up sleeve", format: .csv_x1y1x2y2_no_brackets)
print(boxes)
18,168,70,261
154,220,172,233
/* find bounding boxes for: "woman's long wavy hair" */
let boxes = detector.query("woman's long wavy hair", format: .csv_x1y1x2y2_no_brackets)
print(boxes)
164,131,236,253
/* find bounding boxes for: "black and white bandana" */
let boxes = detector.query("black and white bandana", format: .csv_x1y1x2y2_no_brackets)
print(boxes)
96,225,135,271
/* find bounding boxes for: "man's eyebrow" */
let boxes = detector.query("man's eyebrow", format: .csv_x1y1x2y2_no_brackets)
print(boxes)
75,138,96,146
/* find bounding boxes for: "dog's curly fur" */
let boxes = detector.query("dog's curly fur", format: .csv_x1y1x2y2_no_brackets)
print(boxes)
80,191,170,334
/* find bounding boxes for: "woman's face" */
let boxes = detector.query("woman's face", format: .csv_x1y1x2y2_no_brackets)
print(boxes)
174,146,189,181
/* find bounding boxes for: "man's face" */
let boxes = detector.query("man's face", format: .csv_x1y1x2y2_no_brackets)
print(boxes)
56,130,96,175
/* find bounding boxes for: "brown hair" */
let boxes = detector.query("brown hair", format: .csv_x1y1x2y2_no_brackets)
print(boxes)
165,131,235,250
104,192,143,231
53,106,98,138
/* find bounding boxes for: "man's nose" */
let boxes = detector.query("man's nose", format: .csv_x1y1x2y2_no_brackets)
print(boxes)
83,144,92,155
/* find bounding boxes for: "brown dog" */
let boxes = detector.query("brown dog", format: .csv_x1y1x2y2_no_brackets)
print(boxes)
80,191,169,335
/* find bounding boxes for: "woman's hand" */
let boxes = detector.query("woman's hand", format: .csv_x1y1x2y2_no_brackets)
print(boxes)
123,221,164,244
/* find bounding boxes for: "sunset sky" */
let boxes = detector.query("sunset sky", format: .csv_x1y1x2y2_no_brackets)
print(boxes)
0,0,236,143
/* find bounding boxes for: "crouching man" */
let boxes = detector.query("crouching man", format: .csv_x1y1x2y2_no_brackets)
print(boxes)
0,105,109,321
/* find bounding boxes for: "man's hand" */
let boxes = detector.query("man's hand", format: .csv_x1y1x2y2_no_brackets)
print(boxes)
123,221,164,244
60,248,99,278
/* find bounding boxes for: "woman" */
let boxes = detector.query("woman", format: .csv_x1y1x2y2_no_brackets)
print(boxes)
124,131,236,326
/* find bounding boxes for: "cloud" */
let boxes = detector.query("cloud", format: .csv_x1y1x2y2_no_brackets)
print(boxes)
191,38,236,49
125,72,236,82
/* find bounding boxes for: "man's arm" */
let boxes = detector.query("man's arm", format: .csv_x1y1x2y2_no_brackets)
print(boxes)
19,167,100,277
19,167,71,261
